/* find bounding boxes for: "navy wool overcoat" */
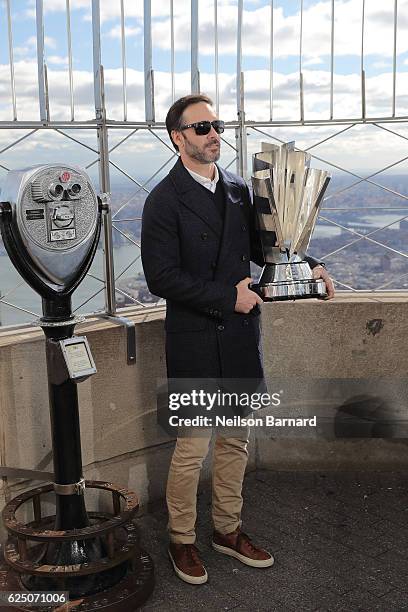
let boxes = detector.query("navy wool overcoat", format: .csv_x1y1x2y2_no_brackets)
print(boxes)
141,158,265,382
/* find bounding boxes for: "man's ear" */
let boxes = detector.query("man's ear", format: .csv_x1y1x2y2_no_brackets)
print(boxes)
171,129,183,151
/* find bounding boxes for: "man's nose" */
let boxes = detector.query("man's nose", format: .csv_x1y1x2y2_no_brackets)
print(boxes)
207,125,220,139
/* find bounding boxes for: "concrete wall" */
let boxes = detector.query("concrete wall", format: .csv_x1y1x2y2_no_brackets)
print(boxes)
259,295,408,470
1,294,408,542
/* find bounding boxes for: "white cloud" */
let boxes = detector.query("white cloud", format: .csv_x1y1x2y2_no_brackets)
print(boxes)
107,25,141,39
14,35,58,58
21,0,408,62
146,0,408,60
372,60,393,70
303,57,325,67
26,36,57,50
47,55,69,66
1,59,407,125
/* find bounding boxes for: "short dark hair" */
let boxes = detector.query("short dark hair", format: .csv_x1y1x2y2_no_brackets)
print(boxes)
165,94,214,151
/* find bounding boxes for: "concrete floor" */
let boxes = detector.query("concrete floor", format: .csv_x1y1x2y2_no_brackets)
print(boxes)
137,469,408,612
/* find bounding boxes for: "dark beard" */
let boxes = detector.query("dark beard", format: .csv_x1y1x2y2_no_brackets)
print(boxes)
182,134,220,163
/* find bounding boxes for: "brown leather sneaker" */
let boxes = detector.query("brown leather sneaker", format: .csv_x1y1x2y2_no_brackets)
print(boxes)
168,542,208,584
212,527,274,568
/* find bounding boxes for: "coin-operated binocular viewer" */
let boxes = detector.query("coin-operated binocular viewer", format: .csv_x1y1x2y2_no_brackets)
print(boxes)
0,165,153,610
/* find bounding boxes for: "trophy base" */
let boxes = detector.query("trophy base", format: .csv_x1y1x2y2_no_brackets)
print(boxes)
251,261,327,301
252,278,327,301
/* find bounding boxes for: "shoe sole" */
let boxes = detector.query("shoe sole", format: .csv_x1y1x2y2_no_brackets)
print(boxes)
168,548,208,585
212,542,275,568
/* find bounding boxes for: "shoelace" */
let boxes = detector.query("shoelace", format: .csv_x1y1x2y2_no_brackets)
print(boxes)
237,531,258,553
184,544,202,567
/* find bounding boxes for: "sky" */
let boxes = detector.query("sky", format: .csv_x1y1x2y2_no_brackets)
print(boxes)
1,0,408,182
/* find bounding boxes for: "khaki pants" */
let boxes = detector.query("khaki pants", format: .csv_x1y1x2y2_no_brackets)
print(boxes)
166,428,250,544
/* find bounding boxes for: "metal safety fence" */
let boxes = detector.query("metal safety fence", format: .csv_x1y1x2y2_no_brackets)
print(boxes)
0,0,407,326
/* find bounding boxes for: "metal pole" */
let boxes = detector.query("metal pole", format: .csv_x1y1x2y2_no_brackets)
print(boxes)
144,0,155,121
330,0,334,120
92,0,116,316
392,0,398,118
92,0,102,119
170,0,175,102
66,0,75,122
191,0,200,92
269,0,274,121
120,0,127,121
236,0,243,112
6,0,17,121
35,0,47,122
361,0,366,119
299,0,304,123
214,0,219,115
235,0,246,176
99,72,116,316
236,72,247,178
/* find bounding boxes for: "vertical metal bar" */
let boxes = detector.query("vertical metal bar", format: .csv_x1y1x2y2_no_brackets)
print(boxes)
44,63,50,121
99,74,116,316
170,0,175,103
6,0,17,121
269,0,274,121
236,73,247,179
299,0,304,123
91,0,102,118
214,0,219,115
35,0,47,122
191,0,199,93
392,0,397,117
66,0,74,121
236,0,246,177
236,0,243,113
144,0,155,121
120,0,127,121
92,1,115,316
361,0,365,119
330,0,334,120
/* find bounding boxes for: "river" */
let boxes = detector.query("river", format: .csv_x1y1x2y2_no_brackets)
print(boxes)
0,244,143,327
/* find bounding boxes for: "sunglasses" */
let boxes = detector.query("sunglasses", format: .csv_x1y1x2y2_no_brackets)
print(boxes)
180,120,225,136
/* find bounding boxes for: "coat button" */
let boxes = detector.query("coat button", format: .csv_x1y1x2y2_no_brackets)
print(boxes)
243,319,249,326
241,254,248,262
211,262,217,269
242,224,247,231
217,324,225,331
201,232,208,240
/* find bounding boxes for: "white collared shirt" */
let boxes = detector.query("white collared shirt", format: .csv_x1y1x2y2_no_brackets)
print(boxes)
186,164,219,193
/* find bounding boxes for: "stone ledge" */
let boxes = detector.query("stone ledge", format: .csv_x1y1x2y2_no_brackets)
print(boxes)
2,291,408,347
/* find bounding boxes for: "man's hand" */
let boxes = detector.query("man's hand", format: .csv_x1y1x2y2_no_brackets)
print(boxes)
312,265,335,299
235,277,263,313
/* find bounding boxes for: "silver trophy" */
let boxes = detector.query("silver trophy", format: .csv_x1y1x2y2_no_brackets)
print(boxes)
251,141,331,300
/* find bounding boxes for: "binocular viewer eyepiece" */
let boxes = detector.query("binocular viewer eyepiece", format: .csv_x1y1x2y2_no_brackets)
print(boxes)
32,175,83,202
0,164,102,316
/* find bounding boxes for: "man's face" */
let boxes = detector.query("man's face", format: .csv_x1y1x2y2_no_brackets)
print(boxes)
172,102,221,164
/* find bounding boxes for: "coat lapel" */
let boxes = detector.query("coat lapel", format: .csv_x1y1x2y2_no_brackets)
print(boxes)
215,166,243,272
169,158,223,237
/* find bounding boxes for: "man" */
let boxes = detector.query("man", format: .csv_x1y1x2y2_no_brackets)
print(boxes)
141,94,334,585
